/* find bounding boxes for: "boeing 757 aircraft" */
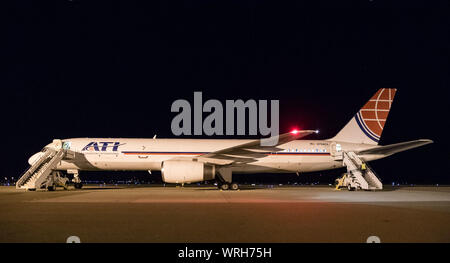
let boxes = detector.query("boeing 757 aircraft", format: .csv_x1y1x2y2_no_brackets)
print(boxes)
17,88,432,191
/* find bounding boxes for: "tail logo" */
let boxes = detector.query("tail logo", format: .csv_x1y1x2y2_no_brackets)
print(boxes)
355,88,396,143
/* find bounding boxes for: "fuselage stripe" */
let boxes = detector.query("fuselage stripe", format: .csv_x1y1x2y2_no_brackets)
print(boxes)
122,151,330,156
122,152,207,155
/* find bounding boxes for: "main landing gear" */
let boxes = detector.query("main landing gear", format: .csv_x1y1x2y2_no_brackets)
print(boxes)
217,182,239,191
216,168,239,190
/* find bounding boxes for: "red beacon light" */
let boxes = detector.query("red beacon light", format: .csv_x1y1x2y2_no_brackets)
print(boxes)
290,129,319,135
290,129,300,135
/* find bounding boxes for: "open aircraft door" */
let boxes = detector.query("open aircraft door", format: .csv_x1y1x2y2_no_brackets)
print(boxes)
330,142,343,160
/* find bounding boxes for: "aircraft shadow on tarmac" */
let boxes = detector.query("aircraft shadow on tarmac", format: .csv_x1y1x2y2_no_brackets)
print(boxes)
59,184,406,192
65,187,125,191
194,186,404,192
194,187,262,191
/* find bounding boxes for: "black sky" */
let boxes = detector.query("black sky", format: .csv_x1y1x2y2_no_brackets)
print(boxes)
2,0,449,184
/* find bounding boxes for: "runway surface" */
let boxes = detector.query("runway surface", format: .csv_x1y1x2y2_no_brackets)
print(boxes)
1,185,449,242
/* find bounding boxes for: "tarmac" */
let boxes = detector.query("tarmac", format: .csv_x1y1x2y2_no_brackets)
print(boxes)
0,184,449,243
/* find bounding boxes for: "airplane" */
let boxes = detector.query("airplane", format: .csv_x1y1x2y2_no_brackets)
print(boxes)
17,88,432,191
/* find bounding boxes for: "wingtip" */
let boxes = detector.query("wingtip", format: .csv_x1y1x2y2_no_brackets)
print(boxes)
415,139,434,145
288,129,317,135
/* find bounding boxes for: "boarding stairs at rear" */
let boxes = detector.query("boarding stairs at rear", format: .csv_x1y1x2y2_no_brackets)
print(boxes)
336,151,383,191
16,140,67,191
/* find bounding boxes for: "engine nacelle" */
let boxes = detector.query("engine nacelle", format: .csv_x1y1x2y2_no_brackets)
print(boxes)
161,160,215,184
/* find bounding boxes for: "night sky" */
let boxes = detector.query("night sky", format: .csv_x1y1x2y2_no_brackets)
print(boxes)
3,1,449,184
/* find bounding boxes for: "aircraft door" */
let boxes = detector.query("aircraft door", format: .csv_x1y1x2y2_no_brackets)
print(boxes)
330,142,343,159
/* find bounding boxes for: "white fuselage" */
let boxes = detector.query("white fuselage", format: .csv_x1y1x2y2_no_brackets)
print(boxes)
47,138,382,174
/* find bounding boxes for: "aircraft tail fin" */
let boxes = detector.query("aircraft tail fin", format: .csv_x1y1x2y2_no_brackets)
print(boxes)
331,88,397,145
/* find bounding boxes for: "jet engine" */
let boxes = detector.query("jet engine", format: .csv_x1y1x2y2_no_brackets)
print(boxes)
161,160,215,183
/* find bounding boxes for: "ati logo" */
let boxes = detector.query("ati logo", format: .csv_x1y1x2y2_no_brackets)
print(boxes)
82,142,124,152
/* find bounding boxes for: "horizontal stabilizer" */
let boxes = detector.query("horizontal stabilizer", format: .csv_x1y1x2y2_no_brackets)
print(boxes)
357,139,433,156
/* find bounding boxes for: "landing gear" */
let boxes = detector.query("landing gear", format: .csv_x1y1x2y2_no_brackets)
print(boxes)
219,183,229,190
216,168,239,190
217,182,239,190
69,169,82,190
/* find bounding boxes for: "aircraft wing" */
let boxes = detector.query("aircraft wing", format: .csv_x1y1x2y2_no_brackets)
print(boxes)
357,139,433,156
197,130,317,165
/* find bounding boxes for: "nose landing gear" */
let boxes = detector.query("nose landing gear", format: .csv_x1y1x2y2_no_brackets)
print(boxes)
68,169,83,190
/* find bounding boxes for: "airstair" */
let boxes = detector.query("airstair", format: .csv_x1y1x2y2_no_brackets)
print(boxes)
336,151,383,190
16,139,67,191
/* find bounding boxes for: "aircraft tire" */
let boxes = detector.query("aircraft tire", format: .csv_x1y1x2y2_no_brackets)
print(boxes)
220,183,229,190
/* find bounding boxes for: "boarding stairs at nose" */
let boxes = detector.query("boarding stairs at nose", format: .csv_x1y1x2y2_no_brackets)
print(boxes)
16,140,67,191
